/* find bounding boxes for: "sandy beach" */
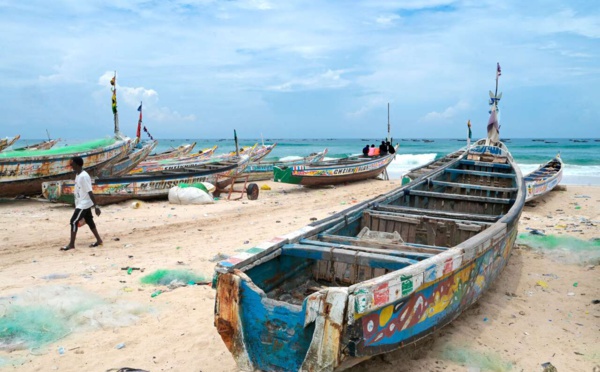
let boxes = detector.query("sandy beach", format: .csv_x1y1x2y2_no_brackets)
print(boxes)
0,180,598,371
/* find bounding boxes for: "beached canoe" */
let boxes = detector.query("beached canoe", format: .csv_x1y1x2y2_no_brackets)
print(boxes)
0,137,130,198
12,138,60,151
97,140,158,177
42,155,251,205
239,149,328,183
213,138,525,371
0,135,21,152
524,153,563,202
145,142,197,161
128,145,217,174
273,148,396,186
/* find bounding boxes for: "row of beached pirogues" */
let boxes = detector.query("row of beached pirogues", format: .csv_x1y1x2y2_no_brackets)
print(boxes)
0,134,309,205
0,134,337,205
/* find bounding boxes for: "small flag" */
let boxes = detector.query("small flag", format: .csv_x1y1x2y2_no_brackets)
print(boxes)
112,91,117,114
110,76,115,86
496,63,501,78
467,120,472,140
136,102,142,139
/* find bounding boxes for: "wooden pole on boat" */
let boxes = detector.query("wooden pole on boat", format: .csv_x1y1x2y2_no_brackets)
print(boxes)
111,71,120,136
387,102,391,143
46,129,51,141
234,129,239,156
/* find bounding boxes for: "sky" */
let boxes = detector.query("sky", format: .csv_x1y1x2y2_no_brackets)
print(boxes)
1,0,599,140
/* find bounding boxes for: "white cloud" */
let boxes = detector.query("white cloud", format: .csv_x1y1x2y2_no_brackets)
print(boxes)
421,100,470,122
266,69,351,92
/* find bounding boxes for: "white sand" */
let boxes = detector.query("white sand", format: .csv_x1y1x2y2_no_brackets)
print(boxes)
0,181,598,371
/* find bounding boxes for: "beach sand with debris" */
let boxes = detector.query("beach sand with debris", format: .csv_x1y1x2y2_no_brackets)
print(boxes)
0,181,598,371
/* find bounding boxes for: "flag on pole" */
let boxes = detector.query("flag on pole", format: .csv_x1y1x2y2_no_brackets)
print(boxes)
467,120,472,140
111,74,117,114
136,102,143,140
496,63,501,78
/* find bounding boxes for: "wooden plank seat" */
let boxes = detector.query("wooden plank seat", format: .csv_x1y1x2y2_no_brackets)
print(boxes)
365,210,492,229
317,233,448,254
429,180,518,193
374,204,502,223
445,168,516,178
298,238,435,261
405,189,513,204
459,159,512,169
282,243,418,270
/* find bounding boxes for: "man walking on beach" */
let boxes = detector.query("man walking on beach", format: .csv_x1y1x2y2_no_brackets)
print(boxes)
61,156,103,251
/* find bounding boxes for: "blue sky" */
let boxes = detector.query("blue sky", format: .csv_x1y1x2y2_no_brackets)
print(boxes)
1,0,598,139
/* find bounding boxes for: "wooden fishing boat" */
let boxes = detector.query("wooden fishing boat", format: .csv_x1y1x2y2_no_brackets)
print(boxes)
128,145,217,174
214,65,521,371
12,138,60,151
402,148,466,184
42,155,252,205
145,142,197,161
273,149,396,186
239,149,328,183
213,138,524,371
0,135,21,152
0,138,130,198
97,140,158,177
524,153,563,202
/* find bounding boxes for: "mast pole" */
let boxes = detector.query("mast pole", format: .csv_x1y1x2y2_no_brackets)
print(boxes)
111,71,120,137
387,102,391,143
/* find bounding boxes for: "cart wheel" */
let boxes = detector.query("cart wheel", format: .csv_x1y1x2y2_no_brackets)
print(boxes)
246,183,259,200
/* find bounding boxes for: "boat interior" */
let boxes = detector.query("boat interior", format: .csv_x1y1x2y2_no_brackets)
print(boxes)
244,152,520,306
524,158,562,182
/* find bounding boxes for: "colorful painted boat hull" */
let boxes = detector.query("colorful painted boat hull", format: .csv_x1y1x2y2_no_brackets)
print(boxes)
213,139,525,371
43,155,251,205
273,152,395,186
524,154,563,201
0,139,130,197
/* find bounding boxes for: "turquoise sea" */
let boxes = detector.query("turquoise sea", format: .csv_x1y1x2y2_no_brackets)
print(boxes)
12,137,600,185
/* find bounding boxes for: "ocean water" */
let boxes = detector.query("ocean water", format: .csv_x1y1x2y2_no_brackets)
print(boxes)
11,137,600,185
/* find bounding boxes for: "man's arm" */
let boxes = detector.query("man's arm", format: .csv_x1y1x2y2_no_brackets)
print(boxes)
88,191,101,216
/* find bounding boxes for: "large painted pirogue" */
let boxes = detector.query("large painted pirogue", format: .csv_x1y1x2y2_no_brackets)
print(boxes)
213,137,524,371
0,137,129,198
42,154,252,205
213,66,521,371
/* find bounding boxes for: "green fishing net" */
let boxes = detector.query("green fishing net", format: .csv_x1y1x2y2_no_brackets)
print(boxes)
178,183,208,193
517,233,600,265
0,138,117,159
442,344,513,371
140,269,209,286
0,285,144,350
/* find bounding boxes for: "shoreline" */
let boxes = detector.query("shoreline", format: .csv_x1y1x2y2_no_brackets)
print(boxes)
0,182,598,371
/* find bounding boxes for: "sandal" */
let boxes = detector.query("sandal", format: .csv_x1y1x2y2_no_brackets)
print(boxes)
60,246,74,251
89,242,103,247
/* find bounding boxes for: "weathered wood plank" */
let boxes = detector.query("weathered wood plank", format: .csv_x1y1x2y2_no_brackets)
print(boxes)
374,205,501,222
406,190,512,204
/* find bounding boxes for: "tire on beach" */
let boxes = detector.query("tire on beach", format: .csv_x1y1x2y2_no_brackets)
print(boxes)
246,183,259,200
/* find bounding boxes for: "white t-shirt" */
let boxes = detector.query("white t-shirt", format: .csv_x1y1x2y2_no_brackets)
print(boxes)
74,170,94,210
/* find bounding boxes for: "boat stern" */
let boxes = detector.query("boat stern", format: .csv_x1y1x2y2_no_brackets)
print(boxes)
273,166,302,184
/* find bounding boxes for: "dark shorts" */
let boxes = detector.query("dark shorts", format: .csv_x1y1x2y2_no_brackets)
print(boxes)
70,207,96,232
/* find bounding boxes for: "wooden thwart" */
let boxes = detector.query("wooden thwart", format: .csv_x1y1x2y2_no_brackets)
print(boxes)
407,189,512,204
374,204,502,222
